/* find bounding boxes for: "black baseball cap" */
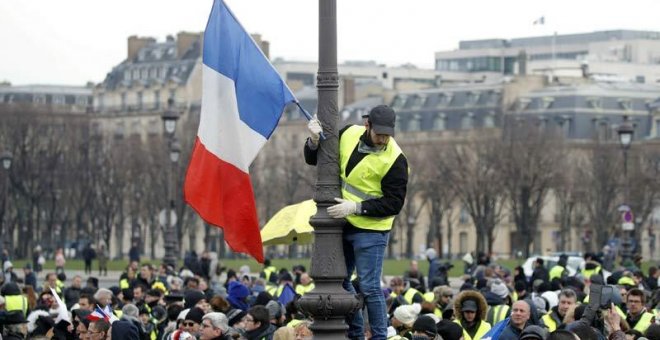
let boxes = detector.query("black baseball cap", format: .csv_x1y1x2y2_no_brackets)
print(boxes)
362,105,396,136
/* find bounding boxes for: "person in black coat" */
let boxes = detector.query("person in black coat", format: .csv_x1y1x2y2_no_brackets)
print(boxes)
82,244,96,275
23,263,37,289
529,258,549,290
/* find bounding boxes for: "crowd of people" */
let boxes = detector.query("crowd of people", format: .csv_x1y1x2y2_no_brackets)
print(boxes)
0,248,657,340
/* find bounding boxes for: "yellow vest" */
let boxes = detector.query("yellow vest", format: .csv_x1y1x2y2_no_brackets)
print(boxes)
541,312,560,332
119,278,130,289
454,319,491,340
295,283,315,296
581,265,601,279
631,312,654,333
487,305,510,326
549,266,565,281
339,125,403,231
263,266,277,282
5,295,27,316
390,288,422,305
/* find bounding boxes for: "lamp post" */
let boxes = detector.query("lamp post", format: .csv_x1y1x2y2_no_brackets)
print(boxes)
161,99,180,268
297,0,361,337
617,115,634,264
1,151,12,255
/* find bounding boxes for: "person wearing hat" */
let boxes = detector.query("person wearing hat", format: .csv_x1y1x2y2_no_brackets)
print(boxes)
391,303,420,338
549,254,568,282
1,282,28,317
0,311,28,340
183,307,205,338
485,279,511,326
411,315,438,340
519,325,549,340
305,104,408,340
243,305,275,340
453,290,491,340
3,261,17,283
541,288,577,332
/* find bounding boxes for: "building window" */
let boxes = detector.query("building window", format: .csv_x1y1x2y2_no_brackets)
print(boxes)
461,113,474,129
655,119,660,137
169,89,176,103
436,93,453,108
459,232,468,254
33,94,46,104
76,96,88,106
407,114,421,131
408,95,425,110
154,90,160,109
132,69,139,80
97,94,104,110
618,99,632,112
558,117,572,138
141,68,148,80
391,95,407,110
121,92,127,110
541,97,554,109
137,92,143,109
115,122,125,138
517,98,531,112
459,207,470,224
433,113,446,131
483,112,495,128
587,97,602,110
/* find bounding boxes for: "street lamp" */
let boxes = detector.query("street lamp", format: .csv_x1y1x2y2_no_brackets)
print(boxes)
617,115,634,264
1,151,12,256
297,0,361,338
161,99,180,268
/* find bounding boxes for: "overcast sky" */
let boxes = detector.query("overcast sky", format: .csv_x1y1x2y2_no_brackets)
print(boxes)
1,0,659,86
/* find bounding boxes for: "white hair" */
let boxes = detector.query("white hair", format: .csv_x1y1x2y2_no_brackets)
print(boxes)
202,312,229,333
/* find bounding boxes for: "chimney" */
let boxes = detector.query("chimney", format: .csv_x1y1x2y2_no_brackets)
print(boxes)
250,34,270,59
127,35,156,61
176,31,201,58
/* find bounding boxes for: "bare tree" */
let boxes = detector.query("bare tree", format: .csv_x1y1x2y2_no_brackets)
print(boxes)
437,135,506,254
501,123,565,258
422,144,456,258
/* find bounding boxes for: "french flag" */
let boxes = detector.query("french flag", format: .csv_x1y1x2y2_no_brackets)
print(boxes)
87,305,118,323
184,0,295,262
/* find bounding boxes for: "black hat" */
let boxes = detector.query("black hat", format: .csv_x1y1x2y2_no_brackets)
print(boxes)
184,307,204,325
461,300,478,312
0,311,27,325
412,315,437,337
184,290,206,309
147,289,163,298
364,105,396,136
520,325,549,340
437,319,464,339
226,309,247,327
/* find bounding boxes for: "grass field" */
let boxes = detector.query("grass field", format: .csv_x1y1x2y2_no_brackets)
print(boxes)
12,258,654,278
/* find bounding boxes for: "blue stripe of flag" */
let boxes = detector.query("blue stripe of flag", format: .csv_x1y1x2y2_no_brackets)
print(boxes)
203,0,295,139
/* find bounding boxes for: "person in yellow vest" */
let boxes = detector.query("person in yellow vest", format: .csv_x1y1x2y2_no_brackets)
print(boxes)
454,291,491,340
1,282,28,316
295,273,315,296
304,104,408,340
260,259,278,285
625,288,655,334
581,259,602,281
389,277,423,314
485,279,511,326
549,254,568,282
540,288,577,331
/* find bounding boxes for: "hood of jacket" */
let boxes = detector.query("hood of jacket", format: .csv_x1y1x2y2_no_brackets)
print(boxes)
454,290,488,322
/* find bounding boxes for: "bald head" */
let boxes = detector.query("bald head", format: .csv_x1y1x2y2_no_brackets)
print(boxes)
510,300,531,329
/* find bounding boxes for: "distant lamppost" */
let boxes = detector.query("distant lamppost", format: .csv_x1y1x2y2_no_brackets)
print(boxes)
161,99,180,267
1,151,12,254
617,115,634,263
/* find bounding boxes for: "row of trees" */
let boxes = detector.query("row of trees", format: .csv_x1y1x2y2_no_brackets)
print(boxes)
0,110,658,260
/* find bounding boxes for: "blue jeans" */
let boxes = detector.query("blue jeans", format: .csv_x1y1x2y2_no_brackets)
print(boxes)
343,231,389,340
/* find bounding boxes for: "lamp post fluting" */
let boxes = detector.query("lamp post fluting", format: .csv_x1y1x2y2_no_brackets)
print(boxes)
617,115,634,264
297,0,361,338
161,99,180,268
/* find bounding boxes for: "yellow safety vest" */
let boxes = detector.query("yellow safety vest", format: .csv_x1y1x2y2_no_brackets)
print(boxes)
339,125,403,231
581,265,601,279
487,305,510,326
266,283,278,297
5,295,27,316
454,319,491,340
262,266,277,282
295,283,315,296
631,312,654,333
541,312,561,332
119,278,130,289
549,266,565,281
390,288,422,305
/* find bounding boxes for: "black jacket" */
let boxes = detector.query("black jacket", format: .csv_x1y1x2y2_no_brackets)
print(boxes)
303,125,408,223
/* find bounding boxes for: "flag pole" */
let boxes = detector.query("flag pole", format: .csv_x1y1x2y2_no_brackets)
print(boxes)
297,0,361,338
